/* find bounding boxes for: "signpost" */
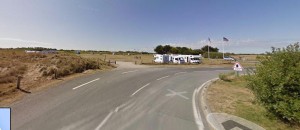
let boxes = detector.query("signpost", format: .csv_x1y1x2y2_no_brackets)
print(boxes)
233,62,243,76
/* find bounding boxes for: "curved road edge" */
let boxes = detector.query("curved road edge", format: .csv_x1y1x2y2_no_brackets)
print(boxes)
195,77,266,130
193,78,219,130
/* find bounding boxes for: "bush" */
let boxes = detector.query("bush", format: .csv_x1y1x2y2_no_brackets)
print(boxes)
219,72,235,82
202,52,234,59
247,43,300,124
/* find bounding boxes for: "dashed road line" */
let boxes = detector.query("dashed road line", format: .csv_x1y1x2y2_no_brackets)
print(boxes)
130,83,150,97
174,72,187,75
156,75,169,80
72,78,100,90
122,70,138,74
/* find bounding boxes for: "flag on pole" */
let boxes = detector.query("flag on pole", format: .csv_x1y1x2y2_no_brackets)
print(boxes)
223,37,229,42
208,38,211,43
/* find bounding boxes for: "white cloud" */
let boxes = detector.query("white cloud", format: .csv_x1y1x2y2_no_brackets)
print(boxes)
0,38,54,48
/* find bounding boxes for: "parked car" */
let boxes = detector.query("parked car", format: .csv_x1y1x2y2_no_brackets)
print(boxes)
223,56,236,61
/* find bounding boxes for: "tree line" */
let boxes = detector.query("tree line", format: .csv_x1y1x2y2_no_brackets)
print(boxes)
154,45,219,55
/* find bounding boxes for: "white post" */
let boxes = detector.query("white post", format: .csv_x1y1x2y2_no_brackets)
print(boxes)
208,41,210,59
222,41,225,59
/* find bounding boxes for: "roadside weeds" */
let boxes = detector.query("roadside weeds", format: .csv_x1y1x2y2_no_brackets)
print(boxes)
206,77,300,130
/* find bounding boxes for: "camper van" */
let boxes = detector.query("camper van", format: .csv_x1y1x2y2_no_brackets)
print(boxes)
180,55,202,64
189,55,202,63
172,55,185,64
153,54,202,64
153,54,171,63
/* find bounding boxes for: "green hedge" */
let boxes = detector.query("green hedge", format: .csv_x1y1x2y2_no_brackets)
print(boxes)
247,43,300,124
202,52,233,59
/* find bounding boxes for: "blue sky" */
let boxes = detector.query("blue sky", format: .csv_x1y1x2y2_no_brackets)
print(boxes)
0,108,10,130
0,0,300,53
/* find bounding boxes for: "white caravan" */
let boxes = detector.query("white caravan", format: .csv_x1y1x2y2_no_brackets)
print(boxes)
154,54,202,64
153,54,171,63
171,55,185,64
179,55,202,64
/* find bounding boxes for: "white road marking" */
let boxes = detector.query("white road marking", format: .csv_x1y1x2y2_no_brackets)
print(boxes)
122,70,138,74
174,72,187,75
72,78,100,90
114,103,127,112
193,70,230,73
166,89,189,100
95,111,114,130
192,79,216,130
184,67,197,69
156,75,169,80
114,107,120,113
130,83,150,97
193,85,205,130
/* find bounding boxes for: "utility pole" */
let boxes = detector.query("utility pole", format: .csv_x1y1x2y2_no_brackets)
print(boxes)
222,37,229,59
208,38,211,59
222,41,224,59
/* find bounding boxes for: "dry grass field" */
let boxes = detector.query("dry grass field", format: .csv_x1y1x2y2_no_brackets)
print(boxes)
81,53,259,68
207,75,299,130
0,49,113,105
80,53,154,64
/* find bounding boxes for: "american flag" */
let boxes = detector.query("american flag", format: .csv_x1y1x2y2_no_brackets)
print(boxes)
223,37,229,42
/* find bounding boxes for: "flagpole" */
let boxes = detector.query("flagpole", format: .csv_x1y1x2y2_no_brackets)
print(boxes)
222,41,224,59
208,39,210,59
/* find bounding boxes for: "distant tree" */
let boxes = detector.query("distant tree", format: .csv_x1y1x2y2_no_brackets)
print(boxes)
200,45,219,52
170,47,179,54
154,45,164,54
154,45,218,55
163,45,172,54
191,49,203,55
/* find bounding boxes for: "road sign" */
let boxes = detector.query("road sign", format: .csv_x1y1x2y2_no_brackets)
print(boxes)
233,62,243,71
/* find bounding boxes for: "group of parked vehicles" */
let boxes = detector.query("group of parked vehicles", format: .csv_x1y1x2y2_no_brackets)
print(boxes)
153,54,202,64
153,54,237,64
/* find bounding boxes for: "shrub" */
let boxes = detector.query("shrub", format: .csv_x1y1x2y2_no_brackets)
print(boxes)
0,65,27,84
202,52,234,59
219,72,235,82
247,43,300,124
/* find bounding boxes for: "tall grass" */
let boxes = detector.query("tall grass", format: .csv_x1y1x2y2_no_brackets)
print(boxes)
219,72,236,82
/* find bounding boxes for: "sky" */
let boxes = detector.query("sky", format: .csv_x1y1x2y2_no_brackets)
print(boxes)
0,0,300,53
0,108,10,130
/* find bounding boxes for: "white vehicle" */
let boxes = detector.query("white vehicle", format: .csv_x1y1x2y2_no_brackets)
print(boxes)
172,55,185,64
180,55,202,64
154,54,202,64
153,54,171,63
223,56,236,61
189,55,202,63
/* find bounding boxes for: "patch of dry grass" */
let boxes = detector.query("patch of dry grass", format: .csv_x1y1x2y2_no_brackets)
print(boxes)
0,49,113,105
81,54,259,69
207,77,300,130
80,54,154,64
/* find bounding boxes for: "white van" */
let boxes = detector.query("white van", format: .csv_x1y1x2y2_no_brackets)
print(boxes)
180,55,202,64
189,55,202,63
172,56,185,64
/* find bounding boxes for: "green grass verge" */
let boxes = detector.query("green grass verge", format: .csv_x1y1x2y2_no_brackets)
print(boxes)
208,76,299,130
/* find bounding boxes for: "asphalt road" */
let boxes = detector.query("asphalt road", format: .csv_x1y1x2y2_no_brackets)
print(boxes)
11,63,231,130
